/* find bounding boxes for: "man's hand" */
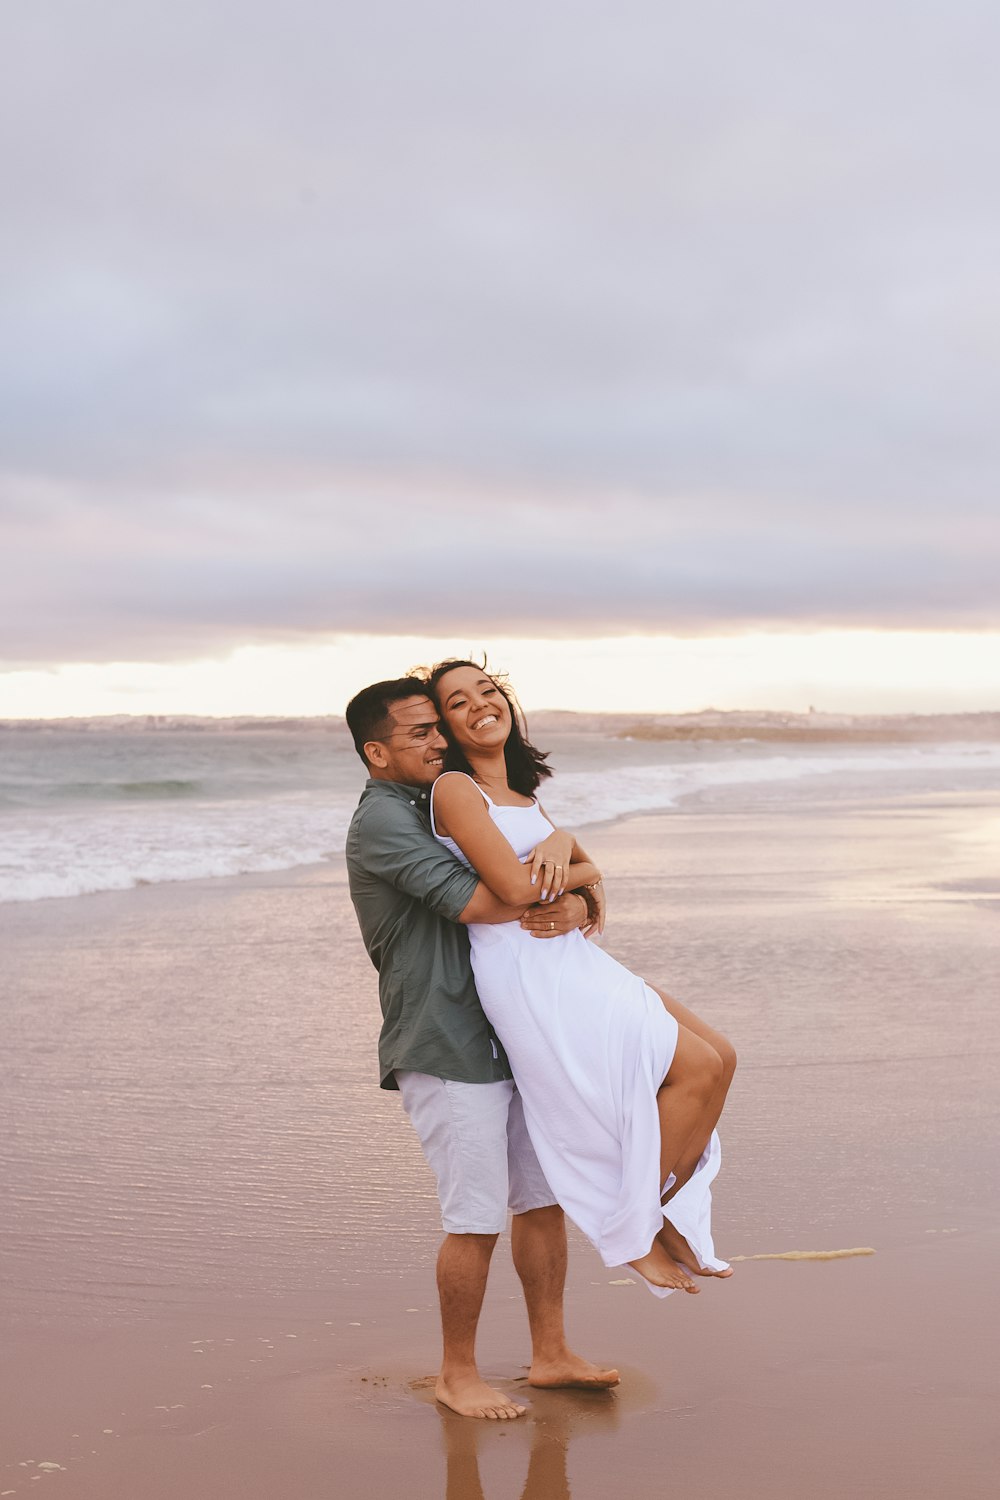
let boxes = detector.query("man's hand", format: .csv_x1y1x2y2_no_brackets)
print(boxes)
519,891,588,940
579,880,606,938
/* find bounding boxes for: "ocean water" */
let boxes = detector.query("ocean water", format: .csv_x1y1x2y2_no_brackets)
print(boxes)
1,720,999,903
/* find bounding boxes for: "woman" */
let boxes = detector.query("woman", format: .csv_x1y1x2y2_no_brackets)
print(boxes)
425,659,736,1296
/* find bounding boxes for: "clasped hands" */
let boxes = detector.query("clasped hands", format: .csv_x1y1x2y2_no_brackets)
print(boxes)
519,829,606,941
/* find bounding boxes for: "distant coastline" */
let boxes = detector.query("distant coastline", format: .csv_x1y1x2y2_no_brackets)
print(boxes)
2,708,998,743
610,709,1000,744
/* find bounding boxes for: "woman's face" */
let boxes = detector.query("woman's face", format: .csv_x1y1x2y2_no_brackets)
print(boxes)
435,665,513,754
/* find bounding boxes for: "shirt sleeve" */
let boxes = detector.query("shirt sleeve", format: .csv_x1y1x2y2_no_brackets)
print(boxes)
354,798,479,922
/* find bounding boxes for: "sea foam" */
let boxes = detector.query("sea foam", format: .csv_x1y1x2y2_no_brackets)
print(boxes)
1,738,998,904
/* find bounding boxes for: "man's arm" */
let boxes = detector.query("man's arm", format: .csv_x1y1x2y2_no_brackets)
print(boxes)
458,883,530,924
460,883,589,932
565,837,606,935
354,797,480,922
354,796,588,934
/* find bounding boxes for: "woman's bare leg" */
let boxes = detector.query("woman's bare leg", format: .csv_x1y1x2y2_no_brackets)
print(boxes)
651,985,736,1196
649,985,737,1276
627,1026,722,1293
655,1024,724,1188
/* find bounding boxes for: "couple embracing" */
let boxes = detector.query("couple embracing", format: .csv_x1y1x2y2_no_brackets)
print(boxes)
345,659,736,1420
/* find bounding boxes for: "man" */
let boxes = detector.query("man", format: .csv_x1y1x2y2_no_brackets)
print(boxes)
345,677,618,1420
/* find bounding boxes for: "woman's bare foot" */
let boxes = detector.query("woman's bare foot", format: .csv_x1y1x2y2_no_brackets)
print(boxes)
435,1372,527,1419
528,1351,620,1389
628,1242,699,1293
657,1220,734,1278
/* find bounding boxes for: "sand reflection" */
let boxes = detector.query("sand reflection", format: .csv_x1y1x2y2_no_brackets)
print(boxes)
438,1387,621,1500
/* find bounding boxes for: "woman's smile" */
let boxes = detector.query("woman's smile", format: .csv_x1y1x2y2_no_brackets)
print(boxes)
435,665,513,748
459,702,508,744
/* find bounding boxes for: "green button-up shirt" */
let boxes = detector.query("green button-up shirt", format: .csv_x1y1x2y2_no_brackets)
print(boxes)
346,778,513,1090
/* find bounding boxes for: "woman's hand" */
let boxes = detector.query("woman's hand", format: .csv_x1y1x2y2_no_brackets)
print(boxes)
524,829,574,902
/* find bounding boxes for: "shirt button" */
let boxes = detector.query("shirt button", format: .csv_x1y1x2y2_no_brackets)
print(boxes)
409,799,416,805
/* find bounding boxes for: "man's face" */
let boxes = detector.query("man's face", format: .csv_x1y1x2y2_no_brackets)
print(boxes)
365,696,448,788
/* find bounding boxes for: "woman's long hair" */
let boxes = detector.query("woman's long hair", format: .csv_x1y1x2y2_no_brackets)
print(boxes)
421,657,553,797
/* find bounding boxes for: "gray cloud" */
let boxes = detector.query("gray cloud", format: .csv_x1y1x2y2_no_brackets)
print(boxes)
2,1,999,664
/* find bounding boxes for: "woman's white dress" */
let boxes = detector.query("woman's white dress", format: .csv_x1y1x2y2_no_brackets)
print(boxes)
432,777,727,1290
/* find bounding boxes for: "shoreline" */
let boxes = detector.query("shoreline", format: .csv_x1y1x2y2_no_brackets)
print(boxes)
5,772,1000,911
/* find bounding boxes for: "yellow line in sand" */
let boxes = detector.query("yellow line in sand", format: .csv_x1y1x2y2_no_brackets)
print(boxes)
728,1247,875,1262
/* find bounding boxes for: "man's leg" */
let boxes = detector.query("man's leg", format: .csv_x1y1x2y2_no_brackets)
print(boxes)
437,1231,525,1419
396,1071,525,1420
506,1093,619,1389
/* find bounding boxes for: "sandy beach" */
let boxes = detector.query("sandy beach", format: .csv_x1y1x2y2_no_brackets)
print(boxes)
2,789,999,1498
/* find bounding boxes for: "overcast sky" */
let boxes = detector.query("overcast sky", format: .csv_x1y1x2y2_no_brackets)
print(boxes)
2,0,999,671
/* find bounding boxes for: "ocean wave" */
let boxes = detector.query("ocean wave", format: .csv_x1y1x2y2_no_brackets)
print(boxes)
0,777,205,804
545,742,1000,827
2,742,998,905
112,778,203,798
61,776,205,800
5,848,334,904
0,798,353,905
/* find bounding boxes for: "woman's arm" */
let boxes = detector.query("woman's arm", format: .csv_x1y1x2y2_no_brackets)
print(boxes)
434,775,601,907
535,811,606,936
531,811,603,904
535,806,595,868
529,807,598,898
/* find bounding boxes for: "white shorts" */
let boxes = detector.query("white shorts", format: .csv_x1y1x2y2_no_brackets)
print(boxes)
395,1072,557,1235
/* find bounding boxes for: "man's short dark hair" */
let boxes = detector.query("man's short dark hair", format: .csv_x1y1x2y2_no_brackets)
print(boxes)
344,677,429,766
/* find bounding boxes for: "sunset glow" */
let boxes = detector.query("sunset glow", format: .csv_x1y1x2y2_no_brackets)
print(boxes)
2,629,997,720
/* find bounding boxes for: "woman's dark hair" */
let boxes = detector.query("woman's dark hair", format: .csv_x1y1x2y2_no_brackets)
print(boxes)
420,657,553,797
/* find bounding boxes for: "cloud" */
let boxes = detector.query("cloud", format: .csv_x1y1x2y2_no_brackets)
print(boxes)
2,1,999,664
2,474,996,665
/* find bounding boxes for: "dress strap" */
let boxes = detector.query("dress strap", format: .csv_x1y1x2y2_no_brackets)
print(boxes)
429,771,492,837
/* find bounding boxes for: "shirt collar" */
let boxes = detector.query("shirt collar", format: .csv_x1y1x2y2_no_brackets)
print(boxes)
364,777,431,805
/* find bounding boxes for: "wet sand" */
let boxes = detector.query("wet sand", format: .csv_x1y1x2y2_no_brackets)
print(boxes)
2,791,999,1498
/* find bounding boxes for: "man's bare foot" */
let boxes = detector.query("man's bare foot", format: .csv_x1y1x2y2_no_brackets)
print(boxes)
528,1351,620,1389
628,1243,699,1293
658,1220,734,1278
435,1372,526,1419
